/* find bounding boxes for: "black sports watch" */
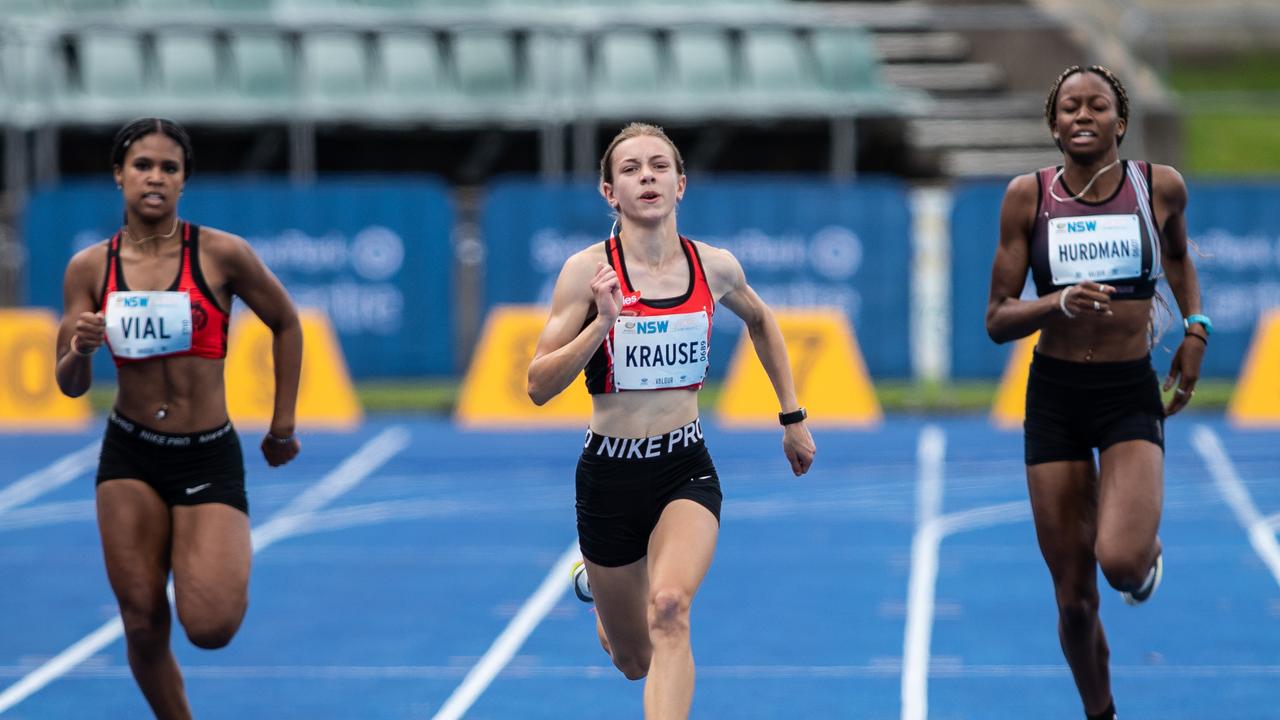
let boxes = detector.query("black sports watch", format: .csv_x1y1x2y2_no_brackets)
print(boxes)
778,407,807,426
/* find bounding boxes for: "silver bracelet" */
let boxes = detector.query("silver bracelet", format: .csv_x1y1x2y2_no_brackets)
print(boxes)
1058,286,1076,319
265,432,295,445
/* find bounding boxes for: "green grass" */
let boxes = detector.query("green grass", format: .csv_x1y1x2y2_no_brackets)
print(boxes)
379,377,1236,415
1169,51,1280,94
85,378,1236,418
872,378,1231,415
87,387,116,414
357,379,459,413
875,380,1006,413
1181,113,1280,176
1168,51,1280,175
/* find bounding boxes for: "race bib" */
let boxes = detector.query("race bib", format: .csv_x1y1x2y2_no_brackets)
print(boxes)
613,311,709,390
105,291,193,359
1048,214,1143,286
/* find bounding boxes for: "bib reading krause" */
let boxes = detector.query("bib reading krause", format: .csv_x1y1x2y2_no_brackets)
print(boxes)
612,310,709,390
1048,214,1142,286
105,291,193,359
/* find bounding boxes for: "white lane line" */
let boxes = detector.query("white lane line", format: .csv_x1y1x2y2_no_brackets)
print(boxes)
294,498,473,536
1264,513,1280,534
902,424,945,720
0,500,95,531
936,501,1029,536
0,494,1024,537
4,662,1279,681
1191,425,1280,588
249,426,411,552
0,426,411,716
901,426,1032,720
432,539,581,720
0,443,99,516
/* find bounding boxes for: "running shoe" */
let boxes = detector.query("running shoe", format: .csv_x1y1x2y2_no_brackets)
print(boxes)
1121,551,1162,606
571,560,593,603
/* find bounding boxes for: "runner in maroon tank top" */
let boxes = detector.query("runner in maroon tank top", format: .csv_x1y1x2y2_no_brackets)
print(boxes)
985,67,1208,720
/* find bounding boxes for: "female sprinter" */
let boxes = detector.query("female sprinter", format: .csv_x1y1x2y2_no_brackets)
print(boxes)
55,118,302,719
985,66,1207,720
528,122,816,718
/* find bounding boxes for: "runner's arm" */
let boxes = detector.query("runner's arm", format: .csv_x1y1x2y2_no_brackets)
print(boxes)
528,251,616,406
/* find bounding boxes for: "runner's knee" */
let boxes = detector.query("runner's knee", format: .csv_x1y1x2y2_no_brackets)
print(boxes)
119,602,170,654
648,587,691,640
612,650,651,681
1096,545,1149,591
1054,588,1099,632
183,616,241,650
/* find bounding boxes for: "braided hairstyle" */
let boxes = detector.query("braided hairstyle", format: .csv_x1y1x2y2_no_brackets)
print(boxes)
1044,65,1130,148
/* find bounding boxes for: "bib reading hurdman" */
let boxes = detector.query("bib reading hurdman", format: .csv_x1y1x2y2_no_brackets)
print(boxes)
1029,160,1161,300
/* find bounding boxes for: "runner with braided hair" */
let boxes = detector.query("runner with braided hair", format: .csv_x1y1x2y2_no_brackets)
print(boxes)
986,66,1208,720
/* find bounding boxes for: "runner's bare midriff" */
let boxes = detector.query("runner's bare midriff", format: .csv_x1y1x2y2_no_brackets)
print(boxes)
591,389,700,438
1036,297,1154,362
115,356,229,430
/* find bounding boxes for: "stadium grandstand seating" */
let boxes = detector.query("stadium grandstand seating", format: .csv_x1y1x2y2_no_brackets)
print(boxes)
228,31,295,114
670,29,735,101
301,32,370,109
154,31,222,101
452,30,520,101
0,0,1176,186
593,31,664,112
75,32,146,109
375,30,449,112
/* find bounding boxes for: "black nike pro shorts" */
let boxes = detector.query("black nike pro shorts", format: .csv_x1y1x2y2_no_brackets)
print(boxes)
575,419,721,568
1024,352,1165,466
97,410,248,514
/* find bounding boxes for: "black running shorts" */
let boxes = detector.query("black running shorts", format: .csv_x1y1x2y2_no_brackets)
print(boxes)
96,411,248,514
575,419,722,568
1024,352,1165,466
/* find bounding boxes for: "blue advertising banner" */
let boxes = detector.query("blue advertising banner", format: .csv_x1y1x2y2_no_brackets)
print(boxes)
1186,182,1280,376
482,178,914,378
23,178,453,378
950,178,1280,379
949,181,1009,379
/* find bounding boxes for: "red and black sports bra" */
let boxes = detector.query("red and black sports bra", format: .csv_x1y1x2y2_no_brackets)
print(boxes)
99,222,230,366
584,235,716,394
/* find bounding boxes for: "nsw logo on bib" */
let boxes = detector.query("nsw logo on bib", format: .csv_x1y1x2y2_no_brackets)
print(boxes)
613,310,709,390
1048,214,1142,286
105,291,193,359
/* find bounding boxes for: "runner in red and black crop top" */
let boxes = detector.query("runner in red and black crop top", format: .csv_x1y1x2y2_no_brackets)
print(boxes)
54,118,302,719
985,67,1207,720
583,233,715,394
100,220,230,365
528,123,815,719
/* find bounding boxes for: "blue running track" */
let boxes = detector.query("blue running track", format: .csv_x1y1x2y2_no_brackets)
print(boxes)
0,415,1277,719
